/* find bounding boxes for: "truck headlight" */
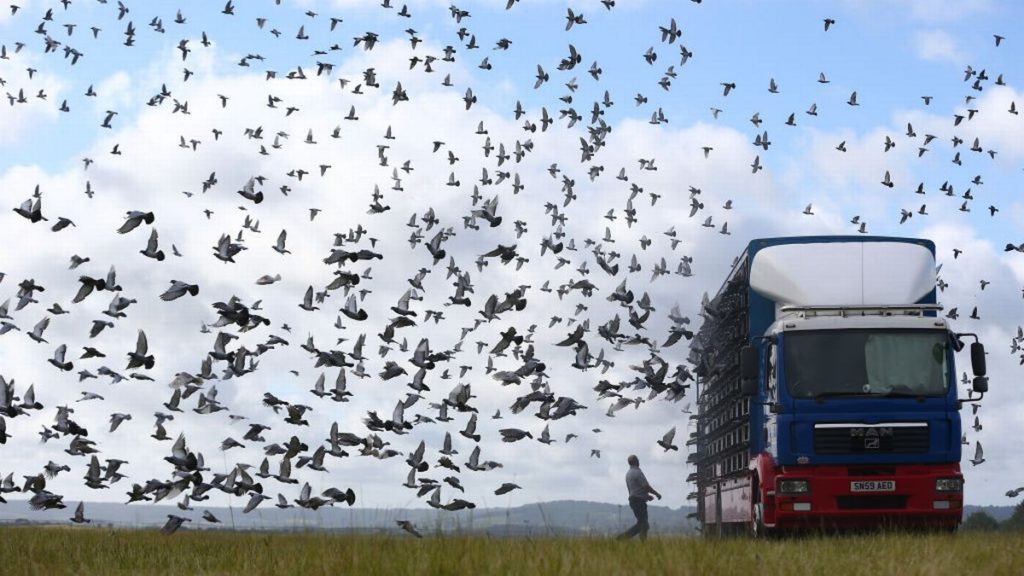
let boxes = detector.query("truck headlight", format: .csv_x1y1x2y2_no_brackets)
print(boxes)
935,478,963,492
778,479,810,495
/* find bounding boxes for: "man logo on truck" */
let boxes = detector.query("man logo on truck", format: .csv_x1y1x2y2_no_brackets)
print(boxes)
850,427,892,450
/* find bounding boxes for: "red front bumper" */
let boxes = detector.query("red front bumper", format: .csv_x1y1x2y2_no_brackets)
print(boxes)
766,463,963,530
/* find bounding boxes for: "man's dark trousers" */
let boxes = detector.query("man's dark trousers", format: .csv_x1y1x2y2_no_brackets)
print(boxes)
619,497,650,540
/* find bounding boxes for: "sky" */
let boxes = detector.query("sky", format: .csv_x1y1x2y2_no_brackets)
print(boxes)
0,0,1022,522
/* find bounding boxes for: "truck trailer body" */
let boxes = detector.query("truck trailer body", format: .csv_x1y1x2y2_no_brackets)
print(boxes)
688,236,988,535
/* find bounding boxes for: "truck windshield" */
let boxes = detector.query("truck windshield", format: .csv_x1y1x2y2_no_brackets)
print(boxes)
783,330,949,399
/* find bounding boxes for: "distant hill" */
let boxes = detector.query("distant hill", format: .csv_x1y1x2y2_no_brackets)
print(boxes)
963,505,1016,523
3,499,1010,535
0,499,699,536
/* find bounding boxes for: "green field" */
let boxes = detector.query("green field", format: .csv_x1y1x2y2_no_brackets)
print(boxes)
2,527,1021,576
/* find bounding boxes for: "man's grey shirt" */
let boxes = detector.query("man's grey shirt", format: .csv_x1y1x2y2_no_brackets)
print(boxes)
626,465,651,499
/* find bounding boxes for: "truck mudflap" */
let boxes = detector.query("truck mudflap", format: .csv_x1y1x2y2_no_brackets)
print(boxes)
763,462,963,530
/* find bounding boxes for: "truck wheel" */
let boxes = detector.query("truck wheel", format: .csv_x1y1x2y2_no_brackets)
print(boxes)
750,501,767,538
750,481,773,539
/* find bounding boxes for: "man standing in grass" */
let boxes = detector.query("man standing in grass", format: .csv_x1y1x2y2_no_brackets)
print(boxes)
617,454,661,541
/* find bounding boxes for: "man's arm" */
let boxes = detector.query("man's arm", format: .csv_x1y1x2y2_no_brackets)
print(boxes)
642,472,661,499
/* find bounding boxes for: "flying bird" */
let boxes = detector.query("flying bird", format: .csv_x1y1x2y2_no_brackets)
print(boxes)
657,427,678,451
126,330,155,370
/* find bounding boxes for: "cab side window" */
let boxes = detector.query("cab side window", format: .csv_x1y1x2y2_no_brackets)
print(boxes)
766,342,778,402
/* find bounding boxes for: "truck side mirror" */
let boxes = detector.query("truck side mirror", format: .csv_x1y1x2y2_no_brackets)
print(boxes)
740,346,758,396
970,342,986,377
973,377,988,394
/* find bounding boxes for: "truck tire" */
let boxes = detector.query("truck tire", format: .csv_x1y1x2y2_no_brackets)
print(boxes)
750,480,772,539
750,501,767,538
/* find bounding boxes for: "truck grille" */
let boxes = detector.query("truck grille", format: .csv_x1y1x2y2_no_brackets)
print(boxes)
847,467,896,476
814,424,929,454
836,495,909,510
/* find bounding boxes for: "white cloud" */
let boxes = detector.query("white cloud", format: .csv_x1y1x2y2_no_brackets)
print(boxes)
844,0,994,24
918,222,1024,501
914,29,965,65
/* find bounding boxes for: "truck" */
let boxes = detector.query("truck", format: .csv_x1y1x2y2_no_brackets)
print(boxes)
687,236,989,535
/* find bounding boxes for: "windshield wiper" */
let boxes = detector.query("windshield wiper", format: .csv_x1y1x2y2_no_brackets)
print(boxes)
873,391,932,399
810,391,863,401
811,390,934,401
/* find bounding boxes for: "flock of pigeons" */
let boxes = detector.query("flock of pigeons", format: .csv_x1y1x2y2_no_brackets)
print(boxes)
0,0,1020,537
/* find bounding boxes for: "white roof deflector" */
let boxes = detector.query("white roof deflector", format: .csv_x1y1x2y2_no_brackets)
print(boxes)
749,241,935,306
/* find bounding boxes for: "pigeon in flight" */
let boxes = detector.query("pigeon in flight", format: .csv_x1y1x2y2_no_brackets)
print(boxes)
970,442,985,466
657,427,678,451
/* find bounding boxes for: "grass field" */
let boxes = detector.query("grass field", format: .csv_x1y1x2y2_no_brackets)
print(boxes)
1,526,1021,576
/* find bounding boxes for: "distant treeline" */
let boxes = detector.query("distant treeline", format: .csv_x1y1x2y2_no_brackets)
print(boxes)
962,502,1024,532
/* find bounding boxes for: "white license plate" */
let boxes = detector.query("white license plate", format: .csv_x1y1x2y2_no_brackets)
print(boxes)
851,480,896,492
